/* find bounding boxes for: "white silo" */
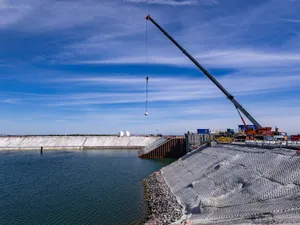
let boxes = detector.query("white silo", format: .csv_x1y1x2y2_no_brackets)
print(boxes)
125,131,130,137
119,131,125,137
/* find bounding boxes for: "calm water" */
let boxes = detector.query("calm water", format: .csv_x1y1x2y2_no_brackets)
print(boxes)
0,150,175,225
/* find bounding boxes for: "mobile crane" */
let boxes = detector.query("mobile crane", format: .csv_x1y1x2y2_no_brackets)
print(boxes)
145,15,280,140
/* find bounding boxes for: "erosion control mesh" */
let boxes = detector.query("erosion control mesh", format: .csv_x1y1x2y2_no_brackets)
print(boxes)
161,144,300,224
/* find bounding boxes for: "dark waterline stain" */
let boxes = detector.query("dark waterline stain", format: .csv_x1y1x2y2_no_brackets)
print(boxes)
0,150,175,225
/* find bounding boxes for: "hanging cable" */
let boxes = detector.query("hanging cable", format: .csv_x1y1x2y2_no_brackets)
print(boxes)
145,76,149,115
144,18,149,116
145,17,149,67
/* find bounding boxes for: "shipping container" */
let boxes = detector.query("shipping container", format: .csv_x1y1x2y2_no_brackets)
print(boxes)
197,129,210,134
264,136,274,141
291,134,300,141
238,125,257,132
226,128,235,134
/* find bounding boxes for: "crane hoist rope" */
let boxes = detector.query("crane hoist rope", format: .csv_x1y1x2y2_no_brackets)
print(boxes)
145,18,149,66
145,76,149,116
144,19,149,116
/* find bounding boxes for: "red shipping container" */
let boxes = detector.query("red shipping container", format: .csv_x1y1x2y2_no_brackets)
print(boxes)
291,135,300,141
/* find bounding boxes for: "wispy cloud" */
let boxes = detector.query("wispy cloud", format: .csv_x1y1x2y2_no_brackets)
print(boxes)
280,18,300,23
45,71,300,94
2,71,300,108
0,2,30,11
55,0,300,70
1,0,300,134
0,99,20,104
0,0,31,28
126,0,218,6
75,50,300,68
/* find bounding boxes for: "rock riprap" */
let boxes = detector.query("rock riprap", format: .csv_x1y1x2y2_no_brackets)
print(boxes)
143,171,183,225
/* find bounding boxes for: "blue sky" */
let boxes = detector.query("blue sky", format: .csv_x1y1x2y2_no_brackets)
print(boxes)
1,0,300,135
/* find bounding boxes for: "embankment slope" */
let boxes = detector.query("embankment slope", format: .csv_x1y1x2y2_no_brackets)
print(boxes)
145,144,300,224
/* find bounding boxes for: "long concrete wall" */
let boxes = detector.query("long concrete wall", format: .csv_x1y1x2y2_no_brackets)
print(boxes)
0,136,161,150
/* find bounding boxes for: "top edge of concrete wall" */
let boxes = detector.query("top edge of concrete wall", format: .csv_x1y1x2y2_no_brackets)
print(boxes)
0,134,185,137
0,134,118,137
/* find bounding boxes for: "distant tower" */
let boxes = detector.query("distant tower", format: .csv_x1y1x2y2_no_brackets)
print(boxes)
119,131,125,137
125,131,131,137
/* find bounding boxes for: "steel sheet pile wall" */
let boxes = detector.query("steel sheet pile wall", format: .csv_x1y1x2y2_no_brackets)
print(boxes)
138,137,168,157
160,144,300,224
140,137,186,159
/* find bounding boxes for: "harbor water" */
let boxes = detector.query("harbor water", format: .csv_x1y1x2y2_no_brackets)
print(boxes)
0,150,175,225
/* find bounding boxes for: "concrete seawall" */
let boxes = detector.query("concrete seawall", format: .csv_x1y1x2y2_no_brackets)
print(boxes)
0,135,161,150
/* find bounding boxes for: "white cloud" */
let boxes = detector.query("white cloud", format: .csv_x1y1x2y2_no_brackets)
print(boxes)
0,0,149,32
125,0,218,6
44,72,300,99
0,1,31,28
280,19,300,23
52,0,300,71
76,50,300,69
1,0,300,135
0,3,30,11
0,99,20,104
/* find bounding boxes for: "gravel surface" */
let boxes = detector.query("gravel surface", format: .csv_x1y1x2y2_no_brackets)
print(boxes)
143,171,183,225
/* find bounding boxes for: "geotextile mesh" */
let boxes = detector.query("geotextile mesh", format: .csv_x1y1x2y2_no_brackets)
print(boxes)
160,144,300,224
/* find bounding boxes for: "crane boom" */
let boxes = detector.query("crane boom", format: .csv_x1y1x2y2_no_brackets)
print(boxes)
146,15,262,129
